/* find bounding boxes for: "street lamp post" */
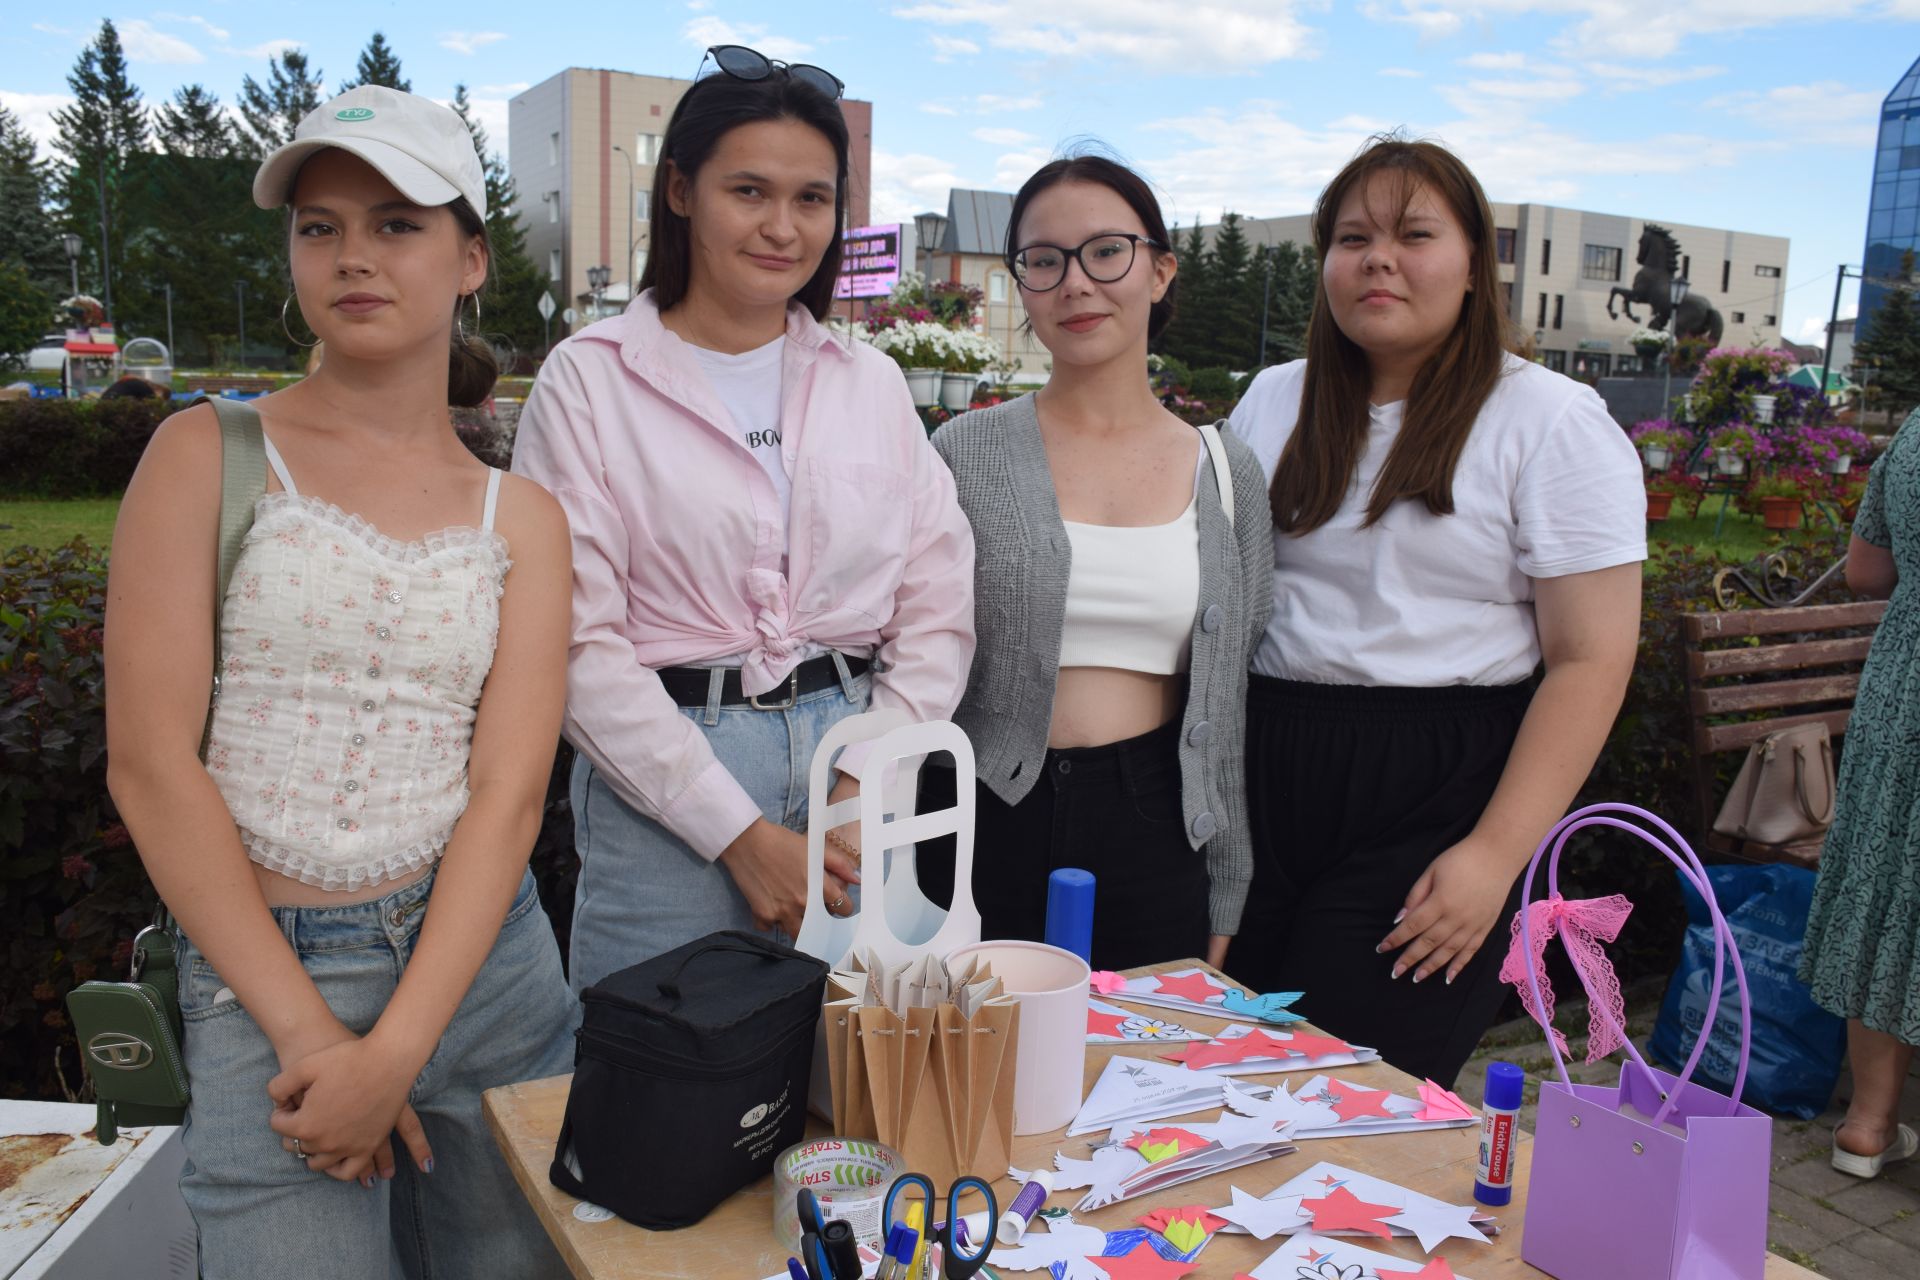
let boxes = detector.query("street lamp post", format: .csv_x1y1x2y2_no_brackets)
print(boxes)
60,233,81,299
586,265,610,319
235,280,248,370
611,145,635,302
1662,276,1690,420
160,283,174,357
913,211,947,290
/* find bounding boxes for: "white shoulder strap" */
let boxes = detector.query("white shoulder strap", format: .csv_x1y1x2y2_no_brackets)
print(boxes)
259,434,298,497
1196,421,1234,527
481,468,503,533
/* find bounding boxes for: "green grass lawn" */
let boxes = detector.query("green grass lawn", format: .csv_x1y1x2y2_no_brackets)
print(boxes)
0,498,121,552
1649,492,1844,565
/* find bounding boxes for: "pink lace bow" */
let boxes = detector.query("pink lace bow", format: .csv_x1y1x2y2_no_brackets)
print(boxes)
1497,892,1634,1062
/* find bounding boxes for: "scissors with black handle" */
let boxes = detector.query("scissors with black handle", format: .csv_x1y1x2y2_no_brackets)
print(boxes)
882,1172,999,1280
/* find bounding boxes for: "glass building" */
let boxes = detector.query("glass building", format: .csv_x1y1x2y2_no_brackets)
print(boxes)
1860,55,1920,345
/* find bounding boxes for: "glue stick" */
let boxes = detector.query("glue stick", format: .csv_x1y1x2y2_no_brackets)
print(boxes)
996,1170,1055,1244
1476,1061,1524,1206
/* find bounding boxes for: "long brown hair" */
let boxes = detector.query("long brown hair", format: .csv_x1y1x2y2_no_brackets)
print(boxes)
1269,135,1515,534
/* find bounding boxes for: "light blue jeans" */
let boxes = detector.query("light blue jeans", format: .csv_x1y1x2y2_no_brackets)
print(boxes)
177,868,578,1280
567,663,871,993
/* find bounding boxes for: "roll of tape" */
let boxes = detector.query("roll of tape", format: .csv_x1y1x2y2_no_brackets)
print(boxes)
771,1137,904,1258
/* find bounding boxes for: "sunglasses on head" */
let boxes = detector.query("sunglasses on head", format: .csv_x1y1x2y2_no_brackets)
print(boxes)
699,44,845,101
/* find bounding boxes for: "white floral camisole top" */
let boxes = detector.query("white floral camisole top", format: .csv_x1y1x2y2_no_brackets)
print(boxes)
202,436,509,891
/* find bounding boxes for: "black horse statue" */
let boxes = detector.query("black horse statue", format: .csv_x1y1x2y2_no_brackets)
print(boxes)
1605,224,1724,345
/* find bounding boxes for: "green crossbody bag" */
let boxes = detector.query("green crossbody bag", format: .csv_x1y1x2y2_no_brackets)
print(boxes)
66,397,269,1145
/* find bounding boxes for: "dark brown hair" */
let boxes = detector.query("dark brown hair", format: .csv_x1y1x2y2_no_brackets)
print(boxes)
445,197,497,408
1269,134,1516,535
639,71,850,321
1005,154,1177,340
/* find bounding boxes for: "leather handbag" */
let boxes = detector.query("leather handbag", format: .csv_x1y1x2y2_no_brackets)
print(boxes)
65,397,268,1143
1502,803,1771,1279
1711,722,1835,846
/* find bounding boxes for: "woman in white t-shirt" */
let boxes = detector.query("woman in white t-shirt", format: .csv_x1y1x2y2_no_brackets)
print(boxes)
1225,136,1645,1084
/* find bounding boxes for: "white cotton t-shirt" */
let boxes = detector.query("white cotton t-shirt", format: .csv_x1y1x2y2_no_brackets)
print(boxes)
690,335,790,530
1228,355,1647,687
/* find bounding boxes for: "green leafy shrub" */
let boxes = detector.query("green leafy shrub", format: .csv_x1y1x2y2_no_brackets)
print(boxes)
0,399,173,497
1185,366,1240,403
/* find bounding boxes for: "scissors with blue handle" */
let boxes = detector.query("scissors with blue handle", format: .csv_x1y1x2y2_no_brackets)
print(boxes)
882,1172,999,1280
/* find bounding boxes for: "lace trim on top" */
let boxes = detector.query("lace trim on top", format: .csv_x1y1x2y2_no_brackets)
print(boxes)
240,827,451,893
251,490,511,571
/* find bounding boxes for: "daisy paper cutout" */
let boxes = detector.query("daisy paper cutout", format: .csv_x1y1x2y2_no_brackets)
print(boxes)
1122,1017,1189,1040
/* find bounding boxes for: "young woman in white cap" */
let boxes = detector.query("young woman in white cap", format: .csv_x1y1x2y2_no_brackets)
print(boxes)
104,86,576,1276
513,47,974,990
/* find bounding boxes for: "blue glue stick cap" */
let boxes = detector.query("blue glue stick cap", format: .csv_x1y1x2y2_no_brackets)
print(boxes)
1045,868,1096,962
1485,1061,1524,1110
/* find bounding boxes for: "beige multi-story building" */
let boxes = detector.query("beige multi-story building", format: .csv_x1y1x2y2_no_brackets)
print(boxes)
509,67,872,336
1203,203,1790,378
920,188,1050,382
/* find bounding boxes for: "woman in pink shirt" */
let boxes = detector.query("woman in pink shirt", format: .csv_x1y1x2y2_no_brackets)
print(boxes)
512,46,975,990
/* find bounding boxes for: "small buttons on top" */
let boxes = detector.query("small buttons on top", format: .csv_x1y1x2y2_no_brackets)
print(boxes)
361,699,377,712
387,591,402,605
351,734,366,746
344,780,359,793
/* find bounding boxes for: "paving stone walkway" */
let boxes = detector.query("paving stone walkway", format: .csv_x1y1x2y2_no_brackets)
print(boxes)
1453,985,1920,1278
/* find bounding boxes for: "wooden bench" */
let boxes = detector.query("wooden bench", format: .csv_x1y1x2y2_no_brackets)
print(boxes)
1682,600,1887,867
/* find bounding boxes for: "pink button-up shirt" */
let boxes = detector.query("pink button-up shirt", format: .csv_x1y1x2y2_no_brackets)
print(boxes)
512,293,975,861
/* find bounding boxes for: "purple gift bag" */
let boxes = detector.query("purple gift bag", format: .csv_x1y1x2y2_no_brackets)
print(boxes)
1499,803,1771,1280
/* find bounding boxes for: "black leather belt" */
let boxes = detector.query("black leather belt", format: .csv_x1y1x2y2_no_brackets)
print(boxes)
657,653,869,710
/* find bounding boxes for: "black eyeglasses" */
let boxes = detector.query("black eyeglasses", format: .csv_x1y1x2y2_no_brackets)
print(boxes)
1009,233,1164,293
700,44,845,101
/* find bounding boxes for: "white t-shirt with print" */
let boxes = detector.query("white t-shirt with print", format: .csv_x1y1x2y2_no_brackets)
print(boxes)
1227,354,1647,687
690,334,790,530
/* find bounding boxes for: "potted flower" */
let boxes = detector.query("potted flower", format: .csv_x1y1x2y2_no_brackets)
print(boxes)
1708,422,1773,476
1746,471,1808,530
939,328,1001,411
1645,469,1687,521
1630,326,1671,359
1791,423,1871,476
1629,420,1691,472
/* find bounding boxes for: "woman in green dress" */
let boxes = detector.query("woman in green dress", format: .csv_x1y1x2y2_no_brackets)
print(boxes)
1802,407,1920,1179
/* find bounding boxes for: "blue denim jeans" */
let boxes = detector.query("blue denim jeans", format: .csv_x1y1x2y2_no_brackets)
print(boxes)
176,868,578,1280
567,664,870,993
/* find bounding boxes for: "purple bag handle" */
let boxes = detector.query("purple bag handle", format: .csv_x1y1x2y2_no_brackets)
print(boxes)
1516,802,1751,1126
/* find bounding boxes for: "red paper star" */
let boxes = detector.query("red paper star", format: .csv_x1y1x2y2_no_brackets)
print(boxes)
1316,1174,1346,1188
1136,1204,1230,1235
1154,970,1225,1003
1165,1038,1255,1069
1126,1126,1210,1158
1087,1240,1198,1280
1274,1029,1356,1059
1378,1259,1458,1280
1327,1085,1398,1122
1298,1185,1403,1239
1302,1247,1330,1263
1088,1007,1131,1038
1232,1029,1306,1060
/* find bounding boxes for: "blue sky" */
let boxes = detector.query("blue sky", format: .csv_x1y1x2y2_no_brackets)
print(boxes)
5,3,1917,344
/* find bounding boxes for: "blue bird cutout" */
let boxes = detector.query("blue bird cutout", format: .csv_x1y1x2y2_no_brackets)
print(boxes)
1219,988,1306,1023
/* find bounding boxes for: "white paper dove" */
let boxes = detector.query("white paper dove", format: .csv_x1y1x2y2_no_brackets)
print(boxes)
991,1212,1114,1280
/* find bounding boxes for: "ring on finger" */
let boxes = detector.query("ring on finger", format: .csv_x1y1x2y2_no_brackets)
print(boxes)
292,1137,306,1161
827,894,849,914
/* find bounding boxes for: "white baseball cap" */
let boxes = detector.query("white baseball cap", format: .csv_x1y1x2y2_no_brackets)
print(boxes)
253,86,486,220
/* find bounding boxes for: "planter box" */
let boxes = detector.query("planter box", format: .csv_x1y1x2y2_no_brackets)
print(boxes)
1830,454,1853,476
1647,491,1675,521
903,368,941,408
939,372,976,412
1761,496,1804,530
1641,445,1672,471
1715,448,1746,476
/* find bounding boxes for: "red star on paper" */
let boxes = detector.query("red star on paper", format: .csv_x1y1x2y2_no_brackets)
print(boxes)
1378,1260,1458,1280
1154,971,1225,1003
1088,1007,1131,1038
1166,1038,1255,1069
1298,1185,1403,1239
1232,1029,1307,1060
1316,1174,1347,1188
1136,1204,1230,1235
1327,1085,1398,1122
1087,1240,1198,1280
1274,1029,1356,1059
1302,1246,1331,1263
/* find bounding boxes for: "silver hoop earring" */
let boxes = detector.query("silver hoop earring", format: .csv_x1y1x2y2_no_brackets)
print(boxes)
462,291,482,330
281,294,319,349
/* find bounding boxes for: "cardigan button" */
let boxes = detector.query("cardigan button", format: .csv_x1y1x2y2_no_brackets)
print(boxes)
1190,811,1217,841
1187,720,1213,748
1201,604,1224,633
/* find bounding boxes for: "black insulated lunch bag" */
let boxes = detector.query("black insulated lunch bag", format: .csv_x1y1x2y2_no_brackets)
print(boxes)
549,930,829,1228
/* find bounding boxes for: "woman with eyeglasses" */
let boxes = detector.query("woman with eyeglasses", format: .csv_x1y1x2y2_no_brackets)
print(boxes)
917,154,1273,971
513,47,974,990
1225,136,1644,1085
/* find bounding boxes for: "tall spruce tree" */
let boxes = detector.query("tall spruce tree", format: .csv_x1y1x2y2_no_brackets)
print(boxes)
0,106,65,296
49,19,147,322
1254,239,1314,366
451,84,548,361
339,33,411,92
1210,212,1257,367
1856,250,1920,420
153,85,234,158
237,49,325,157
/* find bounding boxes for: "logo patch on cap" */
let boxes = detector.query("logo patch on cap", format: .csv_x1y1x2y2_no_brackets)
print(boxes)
335,107,375,121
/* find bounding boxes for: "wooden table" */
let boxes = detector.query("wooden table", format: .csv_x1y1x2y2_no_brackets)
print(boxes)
485,959,1816,1279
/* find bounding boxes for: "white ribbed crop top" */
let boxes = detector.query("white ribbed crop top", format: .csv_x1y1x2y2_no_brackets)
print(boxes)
1059,490,1201,675
200,436,509,891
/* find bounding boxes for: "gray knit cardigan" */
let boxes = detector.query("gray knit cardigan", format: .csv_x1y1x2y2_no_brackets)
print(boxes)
930,393,1274,933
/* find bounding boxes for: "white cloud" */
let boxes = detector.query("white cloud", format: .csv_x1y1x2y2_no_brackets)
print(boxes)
436,94,511,157
1378,67,1423,78
930,35,980,60
688,0,714,9
974,93,1044,112
891,0,1319,67
1588,62,1726,91
1459,51,1528,70
869,148,969,225
1371,1,1864,59
30,23,75,38
972,127,1035,145
228,39,304,61
1436,77,1586,117
441,31,508,56
1794,301,1855,345
157,14,231,42
683,16,812,61
0,91,73,150
118,19,204,64
920,103,960,116
1707,80,1882,147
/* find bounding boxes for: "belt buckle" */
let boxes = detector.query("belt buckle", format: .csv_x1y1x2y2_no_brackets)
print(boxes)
748,670,800,711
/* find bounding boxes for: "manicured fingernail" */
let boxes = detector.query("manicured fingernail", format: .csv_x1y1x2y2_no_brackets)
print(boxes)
1375,942,1390,954
1393,909,1407,924
1411,971,1425,985
1391,964,1405,980
1446,972,1457,986
423,1157,435,1174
